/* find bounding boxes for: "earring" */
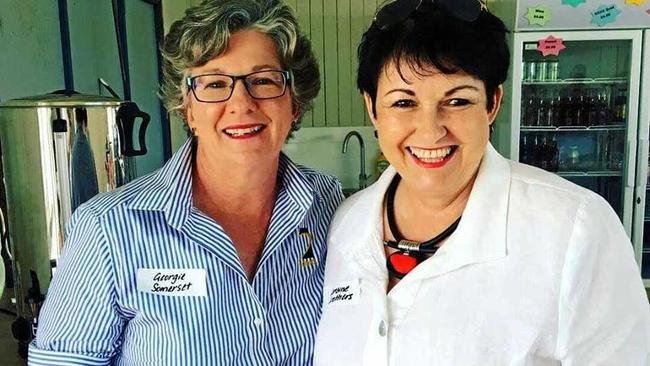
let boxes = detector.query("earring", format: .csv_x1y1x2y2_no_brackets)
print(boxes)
191,127,198,148
374,130,378,138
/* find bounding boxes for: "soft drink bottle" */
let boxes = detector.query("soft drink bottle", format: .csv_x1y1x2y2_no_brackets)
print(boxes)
613,88,627,123
522,90,538,126
586,88,599,126
597,89,611,125
575,91,587,127
536,92,549,127
546,91,560,127
562,90,578,126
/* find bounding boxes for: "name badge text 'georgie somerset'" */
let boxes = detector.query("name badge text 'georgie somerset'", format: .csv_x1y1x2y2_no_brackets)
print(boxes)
137,269,207,297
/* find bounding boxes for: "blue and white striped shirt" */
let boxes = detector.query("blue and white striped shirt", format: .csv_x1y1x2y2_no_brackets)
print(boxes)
29,138,343,366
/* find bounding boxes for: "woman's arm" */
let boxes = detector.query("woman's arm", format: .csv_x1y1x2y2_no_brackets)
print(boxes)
28,204,125,366
555,194,650,365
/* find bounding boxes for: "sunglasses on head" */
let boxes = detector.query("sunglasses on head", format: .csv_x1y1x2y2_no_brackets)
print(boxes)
374,0,486,31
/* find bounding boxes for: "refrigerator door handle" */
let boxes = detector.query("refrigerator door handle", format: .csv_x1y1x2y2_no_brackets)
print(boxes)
636,139,649,188
626,142,635,188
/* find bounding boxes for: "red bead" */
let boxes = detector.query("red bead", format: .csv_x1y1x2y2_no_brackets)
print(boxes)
389,253,418,275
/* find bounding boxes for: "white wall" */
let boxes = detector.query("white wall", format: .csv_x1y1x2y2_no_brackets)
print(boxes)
283,126,381,190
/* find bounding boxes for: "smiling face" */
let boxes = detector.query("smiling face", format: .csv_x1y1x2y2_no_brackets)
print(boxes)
365,61,502,197
186,29,297,166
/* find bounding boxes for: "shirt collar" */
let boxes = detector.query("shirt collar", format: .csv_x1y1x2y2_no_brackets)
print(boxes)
127,137,317,230
422,142,510,278
338,143,511,280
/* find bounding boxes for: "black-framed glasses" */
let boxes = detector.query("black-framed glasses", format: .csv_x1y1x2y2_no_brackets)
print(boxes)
186,70,291,103
374,0,486,31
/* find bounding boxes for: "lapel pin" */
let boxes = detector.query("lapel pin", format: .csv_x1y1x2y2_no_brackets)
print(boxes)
299,228,317,267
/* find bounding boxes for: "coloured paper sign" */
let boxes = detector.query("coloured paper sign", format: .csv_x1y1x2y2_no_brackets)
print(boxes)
562,0,586,7
591,4,622,26
525,6,551,26
537,36,566,57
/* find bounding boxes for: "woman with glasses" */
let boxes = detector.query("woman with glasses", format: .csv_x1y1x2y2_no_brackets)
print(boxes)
314,1,650,364
29,1,343,365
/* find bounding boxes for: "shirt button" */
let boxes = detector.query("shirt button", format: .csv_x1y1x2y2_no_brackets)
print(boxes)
378,320,387,337
254,318,264,326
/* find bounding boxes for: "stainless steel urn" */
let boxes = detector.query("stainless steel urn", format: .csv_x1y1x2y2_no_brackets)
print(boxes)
0,91,149,355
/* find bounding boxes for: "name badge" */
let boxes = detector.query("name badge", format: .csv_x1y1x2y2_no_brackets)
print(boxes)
324,280,360,306
137,269,207,297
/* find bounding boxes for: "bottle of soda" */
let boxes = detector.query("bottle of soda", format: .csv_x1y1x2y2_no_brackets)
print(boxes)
522,90,538,126
558,145,567,170
546,91,560,127
549,136,559,172
556,89,567,126
536,92,549,127
597,88,611,125
575,89,587,126
586,88,599,126
608,131,625,170
539,135,549,170
520,133,530,164
562,90,577,126
613,88,627,123
531,133,541,168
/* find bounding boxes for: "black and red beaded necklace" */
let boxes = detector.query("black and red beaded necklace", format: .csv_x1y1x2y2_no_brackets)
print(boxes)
384,174,461,279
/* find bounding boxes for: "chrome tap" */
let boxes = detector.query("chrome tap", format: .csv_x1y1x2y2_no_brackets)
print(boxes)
342,131,368,189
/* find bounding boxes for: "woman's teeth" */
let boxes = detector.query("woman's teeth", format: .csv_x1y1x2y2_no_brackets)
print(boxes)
409,146,453,162
224,125,263,137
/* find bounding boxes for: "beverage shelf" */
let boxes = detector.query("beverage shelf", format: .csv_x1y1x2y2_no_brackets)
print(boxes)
520,124,626,132
522,77,629,86
556,170,622,177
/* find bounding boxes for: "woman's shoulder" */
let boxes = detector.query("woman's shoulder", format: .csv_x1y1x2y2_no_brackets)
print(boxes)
506,159,621,237
326,182,383,246
76,169,164,218
295,164,342,189
291,163,344,205
508,160,598,203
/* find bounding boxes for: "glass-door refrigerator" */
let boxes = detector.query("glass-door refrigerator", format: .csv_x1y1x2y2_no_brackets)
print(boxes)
632,30,650,287
511,30,644,237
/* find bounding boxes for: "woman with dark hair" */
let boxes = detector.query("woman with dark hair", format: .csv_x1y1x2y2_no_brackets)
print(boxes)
314,1,650,364
29,1,342,364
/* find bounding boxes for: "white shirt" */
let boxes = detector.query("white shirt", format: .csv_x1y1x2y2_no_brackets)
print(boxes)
314,143,650,366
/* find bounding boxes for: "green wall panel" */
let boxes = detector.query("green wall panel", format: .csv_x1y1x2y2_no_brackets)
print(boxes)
291,0,378,127
67,0,122,97
336,0,352,128
308,0,326,127
0,0,64,101
322,0,338,127
293,0,313,127
125,0,164,175
350,0,367,127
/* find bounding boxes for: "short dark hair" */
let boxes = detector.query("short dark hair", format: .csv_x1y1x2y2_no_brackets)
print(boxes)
357,3,510,116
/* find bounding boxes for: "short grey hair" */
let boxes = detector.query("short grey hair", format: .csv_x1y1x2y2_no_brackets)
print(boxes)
160,0,320,133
